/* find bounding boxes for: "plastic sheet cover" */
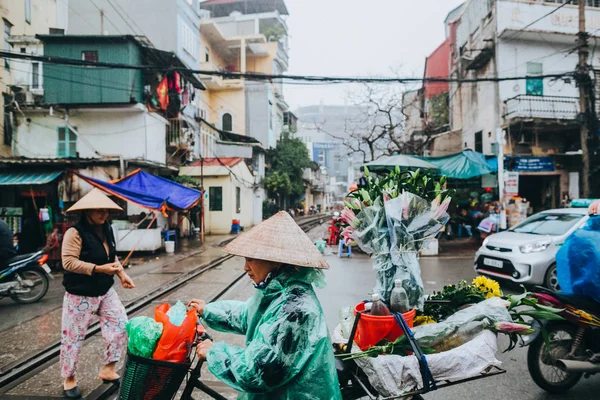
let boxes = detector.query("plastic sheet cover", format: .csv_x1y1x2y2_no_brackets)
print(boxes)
203,266,342,399
354,331,500,397
557,216,600,301
352,192,448,309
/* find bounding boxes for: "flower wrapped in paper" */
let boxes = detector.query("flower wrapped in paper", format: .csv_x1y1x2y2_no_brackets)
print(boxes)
346,191,450,309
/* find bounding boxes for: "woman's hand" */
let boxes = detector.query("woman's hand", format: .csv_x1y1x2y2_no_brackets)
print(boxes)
95,262,122,275
119,272,135,289
589,200,600,216
196,339,213,360
188,299,206,316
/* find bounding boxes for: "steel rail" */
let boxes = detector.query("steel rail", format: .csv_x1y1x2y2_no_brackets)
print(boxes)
0,215,326,397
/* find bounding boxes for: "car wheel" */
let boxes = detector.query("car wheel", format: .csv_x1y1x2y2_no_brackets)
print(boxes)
544,264,560,292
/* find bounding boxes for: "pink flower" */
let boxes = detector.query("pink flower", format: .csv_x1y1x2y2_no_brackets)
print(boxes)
341,226,355,242
494,322,534,334
432,196,451,220
340,207,360,228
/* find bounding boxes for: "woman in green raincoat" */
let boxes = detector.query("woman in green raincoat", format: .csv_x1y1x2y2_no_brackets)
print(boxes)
188,211,341,399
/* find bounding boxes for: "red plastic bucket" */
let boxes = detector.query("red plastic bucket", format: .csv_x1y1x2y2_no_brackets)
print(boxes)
353,302,416,351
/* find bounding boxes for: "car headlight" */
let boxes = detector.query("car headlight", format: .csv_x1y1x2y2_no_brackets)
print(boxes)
482,237,490,247
520,240,552,254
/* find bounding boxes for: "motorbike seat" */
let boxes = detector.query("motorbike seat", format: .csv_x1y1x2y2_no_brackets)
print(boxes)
554,292,600,315
8,252,39,266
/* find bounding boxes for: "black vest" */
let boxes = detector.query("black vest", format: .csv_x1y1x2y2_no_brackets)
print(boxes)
62,218,116,297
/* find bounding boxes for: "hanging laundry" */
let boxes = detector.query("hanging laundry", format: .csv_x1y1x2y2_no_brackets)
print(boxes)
156,76,169,110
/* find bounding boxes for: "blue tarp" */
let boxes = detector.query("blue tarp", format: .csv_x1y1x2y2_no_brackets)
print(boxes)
77,169,201,213
421,150,497,179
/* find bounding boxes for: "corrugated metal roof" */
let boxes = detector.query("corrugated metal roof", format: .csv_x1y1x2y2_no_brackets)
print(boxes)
0,171,62,185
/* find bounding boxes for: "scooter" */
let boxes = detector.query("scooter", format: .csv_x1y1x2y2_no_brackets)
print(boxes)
522,286,600,393
0,251,53,304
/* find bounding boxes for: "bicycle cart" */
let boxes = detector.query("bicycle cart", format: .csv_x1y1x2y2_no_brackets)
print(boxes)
119,307,506,400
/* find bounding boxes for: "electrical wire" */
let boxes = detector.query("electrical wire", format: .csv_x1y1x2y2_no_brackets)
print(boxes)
505,0,574,41
0,50,575,84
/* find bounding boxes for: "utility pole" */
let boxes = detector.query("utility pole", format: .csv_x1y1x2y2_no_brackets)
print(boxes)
578,0,591,198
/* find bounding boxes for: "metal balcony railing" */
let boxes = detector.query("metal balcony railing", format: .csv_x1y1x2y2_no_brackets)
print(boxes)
505,95,579,120
167,118,186,147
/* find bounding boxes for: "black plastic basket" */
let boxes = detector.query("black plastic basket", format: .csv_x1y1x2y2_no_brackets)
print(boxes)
119,351,191,400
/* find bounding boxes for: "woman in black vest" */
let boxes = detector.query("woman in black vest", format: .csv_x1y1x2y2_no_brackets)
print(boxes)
60,189,135,399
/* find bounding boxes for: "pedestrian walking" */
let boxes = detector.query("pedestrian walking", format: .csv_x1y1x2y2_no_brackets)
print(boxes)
188,211,342,399
59,189,135,399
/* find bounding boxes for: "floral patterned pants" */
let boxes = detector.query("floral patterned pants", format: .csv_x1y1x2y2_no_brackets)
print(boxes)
60,288,128,378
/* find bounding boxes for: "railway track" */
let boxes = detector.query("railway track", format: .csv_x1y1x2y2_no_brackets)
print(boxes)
0,214,326,398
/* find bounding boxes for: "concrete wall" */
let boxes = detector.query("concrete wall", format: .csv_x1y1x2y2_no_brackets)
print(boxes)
497,39,578,102
245,81,270,147
68,0,178,50
203,165,254,234
15,106,168,164
1,0,64,157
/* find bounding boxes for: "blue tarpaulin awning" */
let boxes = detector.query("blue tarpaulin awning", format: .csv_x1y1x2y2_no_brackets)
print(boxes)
420,150,497,179
0,171,62,185
76,169,201,214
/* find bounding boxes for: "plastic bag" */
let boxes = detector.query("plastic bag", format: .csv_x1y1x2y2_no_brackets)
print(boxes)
166,301,187,326
153,302,198,362
354,331,500,398
557,217,600,301
125,316,163,358
412,297,511,349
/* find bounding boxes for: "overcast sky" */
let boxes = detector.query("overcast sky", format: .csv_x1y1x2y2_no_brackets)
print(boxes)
284,0,465,111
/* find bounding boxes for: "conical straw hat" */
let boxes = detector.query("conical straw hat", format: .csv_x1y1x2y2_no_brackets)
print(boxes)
67,188,123,213
223,211,328,269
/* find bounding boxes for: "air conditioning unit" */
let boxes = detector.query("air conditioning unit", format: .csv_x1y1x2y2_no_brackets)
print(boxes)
25,91,34,104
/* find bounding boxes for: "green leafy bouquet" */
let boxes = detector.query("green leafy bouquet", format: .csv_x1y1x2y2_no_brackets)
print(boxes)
341,168,452,309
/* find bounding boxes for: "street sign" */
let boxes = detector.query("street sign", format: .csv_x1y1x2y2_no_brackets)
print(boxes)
504,171,519,198
512,157,554,172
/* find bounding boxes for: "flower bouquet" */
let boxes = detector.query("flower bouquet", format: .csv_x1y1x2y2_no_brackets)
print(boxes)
341,168,451,309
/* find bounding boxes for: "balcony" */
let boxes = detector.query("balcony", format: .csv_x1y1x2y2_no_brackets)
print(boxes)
505,95,579,121
167,118,190,150
199,62,244,90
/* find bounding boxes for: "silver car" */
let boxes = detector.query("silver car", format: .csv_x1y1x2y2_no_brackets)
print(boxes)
474,208,589,291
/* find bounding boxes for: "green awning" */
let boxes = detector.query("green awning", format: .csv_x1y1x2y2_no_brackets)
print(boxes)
420,150,497,179
0,171,62,185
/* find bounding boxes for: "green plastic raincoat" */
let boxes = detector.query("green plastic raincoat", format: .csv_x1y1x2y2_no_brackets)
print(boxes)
203,265,342,400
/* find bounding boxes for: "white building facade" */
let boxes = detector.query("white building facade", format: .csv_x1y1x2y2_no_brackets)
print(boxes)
449,0,600,211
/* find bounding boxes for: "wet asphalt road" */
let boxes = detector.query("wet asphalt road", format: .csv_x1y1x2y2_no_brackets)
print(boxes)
318,250,600,400
3,227,600,399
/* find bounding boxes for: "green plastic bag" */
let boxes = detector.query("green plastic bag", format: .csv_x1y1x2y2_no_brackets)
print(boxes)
126,316,163,358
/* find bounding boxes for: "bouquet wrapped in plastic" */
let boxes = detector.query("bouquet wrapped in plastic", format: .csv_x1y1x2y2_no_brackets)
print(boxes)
343,189,450,309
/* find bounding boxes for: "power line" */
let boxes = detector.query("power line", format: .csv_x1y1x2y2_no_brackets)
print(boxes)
87,0,123,34
0,50,575,84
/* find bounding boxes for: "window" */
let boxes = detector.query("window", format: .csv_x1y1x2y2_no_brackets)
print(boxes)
205,47,210,62
474,131,483,153
25,0,31,24
182,23,197,58
31,62,39,88
82,51,98,62
57,126,77,158
222,113,233,132
526,62,543,96
4,20,11,69
49,28,64,34
209,187,223,211
236,187,241,213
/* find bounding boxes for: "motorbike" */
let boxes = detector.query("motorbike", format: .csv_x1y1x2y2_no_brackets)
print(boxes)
0,251,53,304
523,286,600,393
